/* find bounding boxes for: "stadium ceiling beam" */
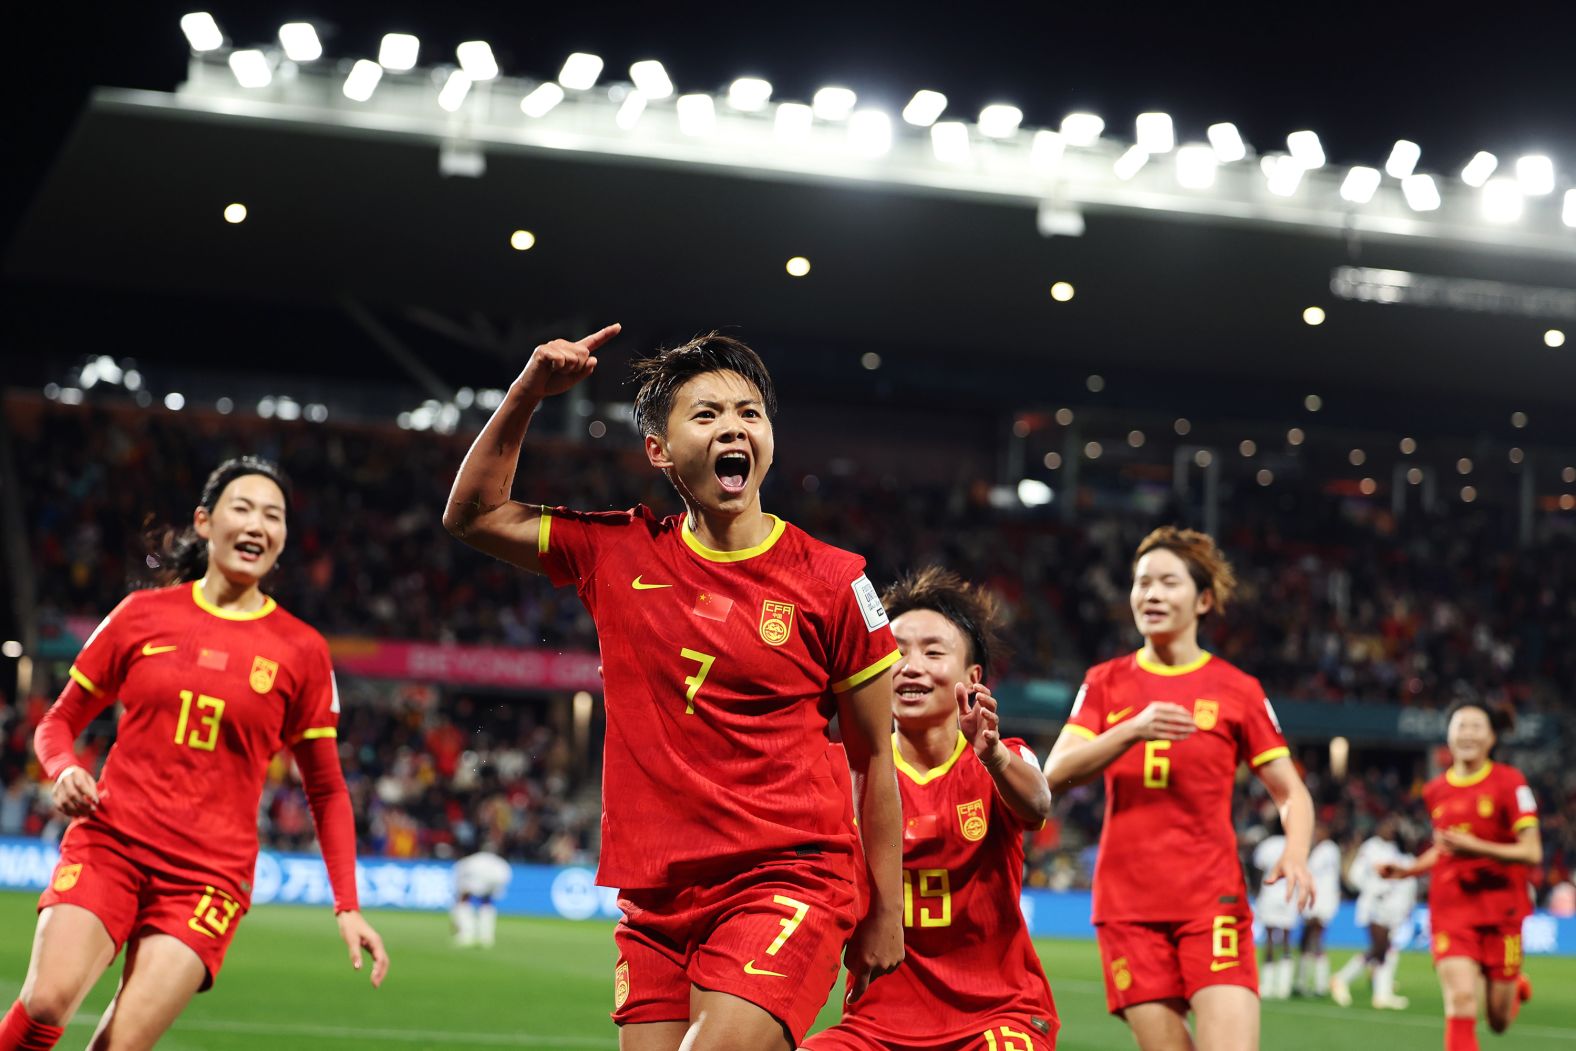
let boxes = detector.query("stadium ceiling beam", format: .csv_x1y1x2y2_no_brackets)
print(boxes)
101,50,1576,261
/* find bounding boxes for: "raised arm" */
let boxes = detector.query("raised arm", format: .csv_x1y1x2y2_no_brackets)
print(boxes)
442,324,620,572
836,673,904,1004
1041,702,1194,793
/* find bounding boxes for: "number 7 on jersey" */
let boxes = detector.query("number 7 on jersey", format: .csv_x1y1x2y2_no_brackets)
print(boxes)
679,648,716,715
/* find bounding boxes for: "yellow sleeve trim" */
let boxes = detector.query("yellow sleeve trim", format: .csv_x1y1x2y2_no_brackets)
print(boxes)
68,665,104,698
1513,816,1540,833
832,648,902,693
1062,724,1098,741
538,507,552,557
1251,746,1291,768
292,727,338,743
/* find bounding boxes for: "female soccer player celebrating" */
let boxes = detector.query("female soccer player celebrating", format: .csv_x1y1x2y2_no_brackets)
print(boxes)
444,327,903,1051
804,567,1058,1051
3,458,388,1051
1042,526,1314,1051
1379,702,1539,1051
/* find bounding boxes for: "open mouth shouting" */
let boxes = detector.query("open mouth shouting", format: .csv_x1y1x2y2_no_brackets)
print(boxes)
714,450,751,496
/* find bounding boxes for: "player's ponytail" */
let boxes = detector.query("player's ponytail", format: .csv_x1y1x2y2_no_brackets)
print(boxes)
146,457,292,585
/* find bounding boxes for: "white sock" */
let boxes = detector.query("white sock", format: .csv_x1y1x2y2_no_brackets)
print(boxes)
1334,953,1367,986
1294,953,1310,992
452,902,478,945
1374,949,1399,1001
1315,954,1330,994
478,904,498,947
1278,958,1296,998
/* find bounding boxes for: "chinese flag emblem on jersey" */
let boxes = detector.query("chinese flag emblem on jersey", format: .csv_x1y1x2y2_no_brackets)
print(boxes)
957,798,988,842
759,601,795,646
250,656,279,694
1193,699,1219,731
52,863,82,892
1478,795,1495,818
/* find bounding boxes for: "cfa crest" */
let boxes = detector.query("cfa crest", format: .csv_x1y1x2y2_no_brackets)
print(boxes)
759,601,795,646
250,656,279,694
614,962,630,1010
1193,699,1219,731
957,799,988,842
1110,956,1133,991
1478,795,1495,819
52,863,82,892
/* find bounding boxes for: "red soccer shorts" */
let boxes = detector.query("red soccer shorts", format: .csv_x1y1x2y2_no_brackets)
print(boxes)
39,823,246,990
612,851,858,1044
1094,911,1259,1015
804,1011,1058,1051
1431,923,1525,982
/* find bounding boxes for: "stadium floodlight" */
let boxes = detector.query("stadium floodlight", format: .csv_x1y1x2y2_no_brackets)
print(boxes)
1175,144,1217,189
774,102,813,144
812,86,857,121
847,110,892,157
1135,112,1174,154
1481,177,1524,223
1564,188,1576,227
727,77,772,112
437,70,472,113
378,33,420,72
1339,165,1381,203
1515,154,1555,196
278,22,322,62
1060,112,1104,147
1264,155,1303,196
676,93,716,136
521,82,565,118
978,104,1024,139
615,91,647,130
931,121,971,164
1207,122,1246,163
559,52,604,91
1030,130,1065,174
629,60,674,100
1287,130,1325,169
1460,150,1497,188
456,41,498,81
180,12,223,52
1402,173,1441,211
227,50,272,89
1385,139,1420,178
1017,479,1053,507
164,392,186,411
1113,145,1148,181
902,90,947,127
343,59,382,101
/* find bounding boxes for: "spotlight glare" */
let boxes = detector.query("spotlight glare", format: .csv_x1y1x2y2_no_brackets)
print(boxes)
931,121,972,165
558,52,604,91
378,33,420,72
1481,177,1524,223
1175,144,1217,189
1135,112,1174,153
1516,154,1555,196
1402,173,1441,212
1030,130,1066,174
343,60,383,102
978,104,1024,139
812,86,857,121
180,12,223,53
1340,165,1381,203
1385,139,1421,179
227,50,272,89
774,102,813,144
278,22,322,62
520,82,565,118
902,90,947,127
847,109,892,157
1060,112,1104,147
437,70,472,113
727,77,773,112
1286,129,1325,169
456,41,499,81
675,93,716,136
629,60,674,100
1460,150,1497,188
1207,122,1246,163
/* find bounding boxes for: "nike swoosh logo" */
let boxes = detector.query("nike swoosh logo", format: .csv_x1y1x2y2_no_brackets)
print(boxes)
743,960,787,978
631,576,673,590
141,644,178,656
1210,960,1240,972
1107,706,1133,725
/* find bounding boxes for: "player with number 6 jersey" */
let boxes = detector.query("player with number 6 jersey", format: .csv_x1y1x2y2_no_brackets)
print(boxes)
444,329,904,1051
1043,526,1314,1051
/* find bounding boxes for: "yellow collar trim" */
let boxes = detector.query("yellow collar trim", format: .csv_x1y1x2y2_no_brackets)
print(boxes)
681,514,786,563
1446,760,1494,788
1136,649,1213,677
192,581,277,621
893,731,968,786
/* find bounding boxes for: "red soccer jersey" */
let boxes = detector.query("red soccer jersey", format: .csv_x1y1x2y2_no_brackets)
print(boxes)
827,733,1057,1043
1423,761,1538,928
1065,651,1289,924
48,582,340,904
539,506,900,890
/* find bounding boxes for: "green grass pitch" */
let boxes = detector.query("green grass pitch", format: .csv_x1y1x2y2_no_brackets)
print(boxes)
2,892,1573,1049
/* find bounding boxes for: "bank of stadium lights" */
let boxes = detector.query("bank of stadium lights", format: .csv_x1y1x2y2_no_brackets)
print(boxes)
1340,166,1381,203
902,90,947,127
456,41,499,81
228,50,271,88
1402,173,1441,212
848,110,893,157
629,60,673,100
979,105,1024,140
1175,144,1217,189
437,71,472,113
277,23,322,62
676,94,716,136
1060,113,1104,147
181,12,223,52
1461,151,1498,188
728,78,773,113
558,53,604,91
378,33,419,72
813,87,857,122
521,83,565,118
1287,130,1325,170
931,122,971,165
343,60,382,102
774,102,813,145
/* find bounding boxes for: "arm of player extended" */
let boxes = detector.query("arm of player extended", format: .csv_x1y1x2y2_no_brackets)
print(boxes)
1385,845,1439,878
1254,756,1316,899
441,325,619,572
33,676,118,781
1041,721,1141,793
1441,825,1543,867
983,742,1054,827
836,673,904,978
291,736,361,914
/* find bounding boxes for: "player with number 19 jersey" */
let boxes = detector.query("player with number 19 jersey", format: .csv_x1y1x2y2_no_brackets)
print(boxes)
1063,651,1289,1010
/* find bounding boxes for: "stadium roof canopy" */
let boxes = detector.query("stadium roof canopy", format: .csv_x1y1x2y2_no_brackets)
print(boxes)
11,47,1576,417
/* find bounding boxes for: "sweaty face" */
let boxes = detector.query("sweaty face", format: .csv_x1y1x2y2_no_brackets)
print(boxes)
1130,548,1211,640
891,608,980,728
648,370,774,515
195,474,287,585
1446,706,1495,764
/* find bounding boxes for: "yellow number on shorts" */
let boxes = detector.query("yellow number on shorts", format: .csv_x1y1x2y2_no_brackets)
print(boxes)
175,690,225,752
678,648,716,715
983,1026,1036,1051
1143,740,1171,788
1505,933,1522,972
765,894,810,956
188,885,240,939
902,868,952,928
1212,914,1239,959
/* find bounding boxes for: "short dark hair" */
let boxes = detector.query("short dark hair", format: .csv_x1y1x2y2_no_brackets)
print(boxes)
1444,699,1516,746
629,332,778,439
149,456,292,584
881,566,1007,679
